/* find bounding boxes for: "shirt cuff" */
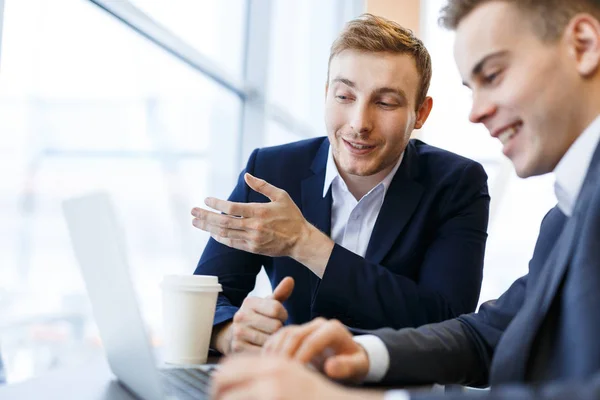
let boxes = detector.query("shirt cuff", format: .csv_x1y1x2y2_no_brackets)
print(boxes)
353,334,390,382
384,390,411,400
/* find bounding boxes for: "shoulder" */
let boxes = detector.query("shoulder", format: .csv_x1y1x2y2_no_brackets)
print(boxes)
243,137,328,187
253,137,327,160
248,137,327,171
409,139,487,185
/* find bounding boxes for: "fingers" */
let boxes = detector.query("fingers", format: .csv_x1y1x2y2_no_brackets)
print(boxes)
213,354,353,400
191,208,247,236
323,353,367,381
212,356,289,400
192,216,247,241
229,339,262,354
212,356,267,397
244,173,285,202
202,197,255,218
235,305,284,334
263,318,326,357
230,321,272,348
270,277,295,302
294,320,353,364
210,235,251,253
242,296,288,323
191,208,244,228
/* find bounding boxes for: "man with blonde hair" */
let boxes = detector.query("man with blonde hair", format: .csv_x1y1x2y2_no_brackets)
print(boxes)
211,1,600,399
192,14,489,357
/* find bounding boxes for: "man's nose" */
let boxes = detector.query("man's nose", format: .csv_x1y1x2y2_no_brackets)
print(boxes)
469,92,496,124
349,102,373,135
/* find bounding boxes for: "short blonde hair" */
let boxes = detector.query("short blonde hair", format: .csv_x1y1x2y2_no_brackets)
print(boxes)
328,13,432,109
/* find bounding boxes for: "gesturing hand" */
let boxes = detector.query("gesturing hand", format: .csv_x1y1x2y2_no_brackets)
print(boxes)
191,173,311,259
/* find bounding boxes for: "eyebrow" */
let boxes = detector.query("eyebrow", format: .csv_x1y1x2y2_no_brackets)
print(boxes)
462,51,509,87
331,77,407,102
331,77,355,88
374,87,408,102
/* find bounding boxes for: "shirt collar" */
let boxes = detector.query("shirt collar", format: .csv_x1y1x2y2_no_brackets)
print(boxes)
554,114,600,217
322,146,405,198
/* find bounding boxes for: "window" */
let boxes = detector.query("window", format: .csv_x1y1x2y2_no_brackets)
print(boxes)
128,0,247,77
0,0,242,383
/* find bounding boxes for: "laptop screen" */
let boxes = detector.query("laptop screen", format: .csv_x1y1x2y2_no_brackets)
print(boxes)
62,192,164,400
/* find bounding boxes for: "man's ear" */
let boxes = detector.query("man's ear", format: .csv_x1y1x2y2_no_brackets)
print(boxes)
324,82,329,100
565,14,600,77
414,96,434,130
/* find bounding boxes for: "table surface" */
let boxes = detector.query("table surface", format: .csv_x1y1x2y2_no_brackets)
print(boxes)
0,356,137,400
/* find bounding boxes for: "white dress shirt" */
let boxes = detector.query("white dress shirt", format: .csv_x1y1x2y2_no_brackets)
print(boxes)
554,114,600,217
322,146,406,398
323,146,404,258
357,115,600,400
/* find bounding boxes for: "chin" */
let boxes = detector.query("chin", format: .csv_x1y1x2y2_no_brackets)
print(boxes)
514,161,548,179
515,168,532,179
343,165,375,177
512,158,533,178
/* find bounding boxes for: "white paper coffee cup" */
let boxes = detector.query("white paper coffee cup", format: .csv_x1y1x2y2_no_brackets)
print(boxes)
161,275,222,365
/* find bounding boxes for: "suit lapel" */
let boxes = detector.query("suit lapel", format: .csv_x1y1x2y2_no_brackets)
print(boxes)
490,215,578,383
300,139,332,293
491,140,600,383
365,141,424,264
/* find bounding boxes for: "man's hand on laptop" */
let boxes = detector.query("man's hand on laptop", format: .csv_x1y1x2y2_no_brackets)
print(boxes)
212,354,382,400
212,277,294,355
191,173,335,278
262,317,370,383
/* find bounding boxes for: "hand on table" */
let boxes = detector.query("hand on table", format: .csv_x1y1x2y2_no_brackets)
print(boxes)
213,277,294,355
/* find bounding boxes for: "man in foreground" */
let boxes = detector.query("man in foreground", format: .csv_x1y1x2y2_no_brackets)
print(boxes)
211,0,600,398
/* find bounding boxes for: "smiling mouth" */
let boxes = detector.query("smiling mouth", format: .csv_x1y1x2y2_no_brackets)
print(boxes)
343,139,376,150
497,122,522,145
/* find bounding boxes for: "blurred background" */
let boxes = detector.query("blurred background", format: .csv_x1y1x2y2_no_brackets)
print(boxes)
0,0,556,384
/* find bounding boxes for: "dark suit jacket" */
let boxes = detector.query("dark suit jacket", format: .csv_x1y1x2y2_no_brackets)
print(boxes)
373,141,600,399
195,137,489,330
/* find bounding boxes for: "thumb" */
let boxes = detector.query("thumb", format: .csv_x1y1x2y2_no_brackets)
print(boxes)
323,353,368,381
244,173,281,202
269,276,295,302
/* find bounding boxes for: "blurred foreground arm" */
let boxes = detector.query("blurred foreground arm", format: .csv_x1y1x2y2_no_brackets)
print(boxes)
212,355,383,400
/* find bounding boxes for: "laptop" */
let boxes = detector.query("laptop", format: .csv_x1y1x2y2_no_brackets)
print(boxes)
62,191,213,400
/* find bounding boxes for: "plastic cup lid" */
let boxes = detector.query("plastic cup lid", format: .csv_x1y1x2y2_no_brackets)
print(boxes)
161,274,222,292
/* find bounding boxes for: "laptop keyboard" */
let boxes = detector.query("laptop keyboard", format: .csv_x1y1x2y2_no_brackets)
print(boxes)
159,367,215,400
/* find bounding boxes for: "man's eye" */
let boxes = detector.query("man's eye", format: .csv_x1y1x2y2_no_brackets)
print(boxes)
483,72,500,84
377,101,395,107
336,95,349,100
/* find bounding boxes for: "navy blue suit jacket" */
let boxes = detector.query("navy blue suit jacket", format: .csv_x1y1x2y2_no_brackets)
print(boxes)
195,137,490,330
373,141,600,399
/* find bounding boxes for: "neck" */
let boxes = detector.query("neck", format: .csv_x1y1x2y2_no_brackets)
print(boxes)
576,83,600,137
564,99,600,155
339,162,396,201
